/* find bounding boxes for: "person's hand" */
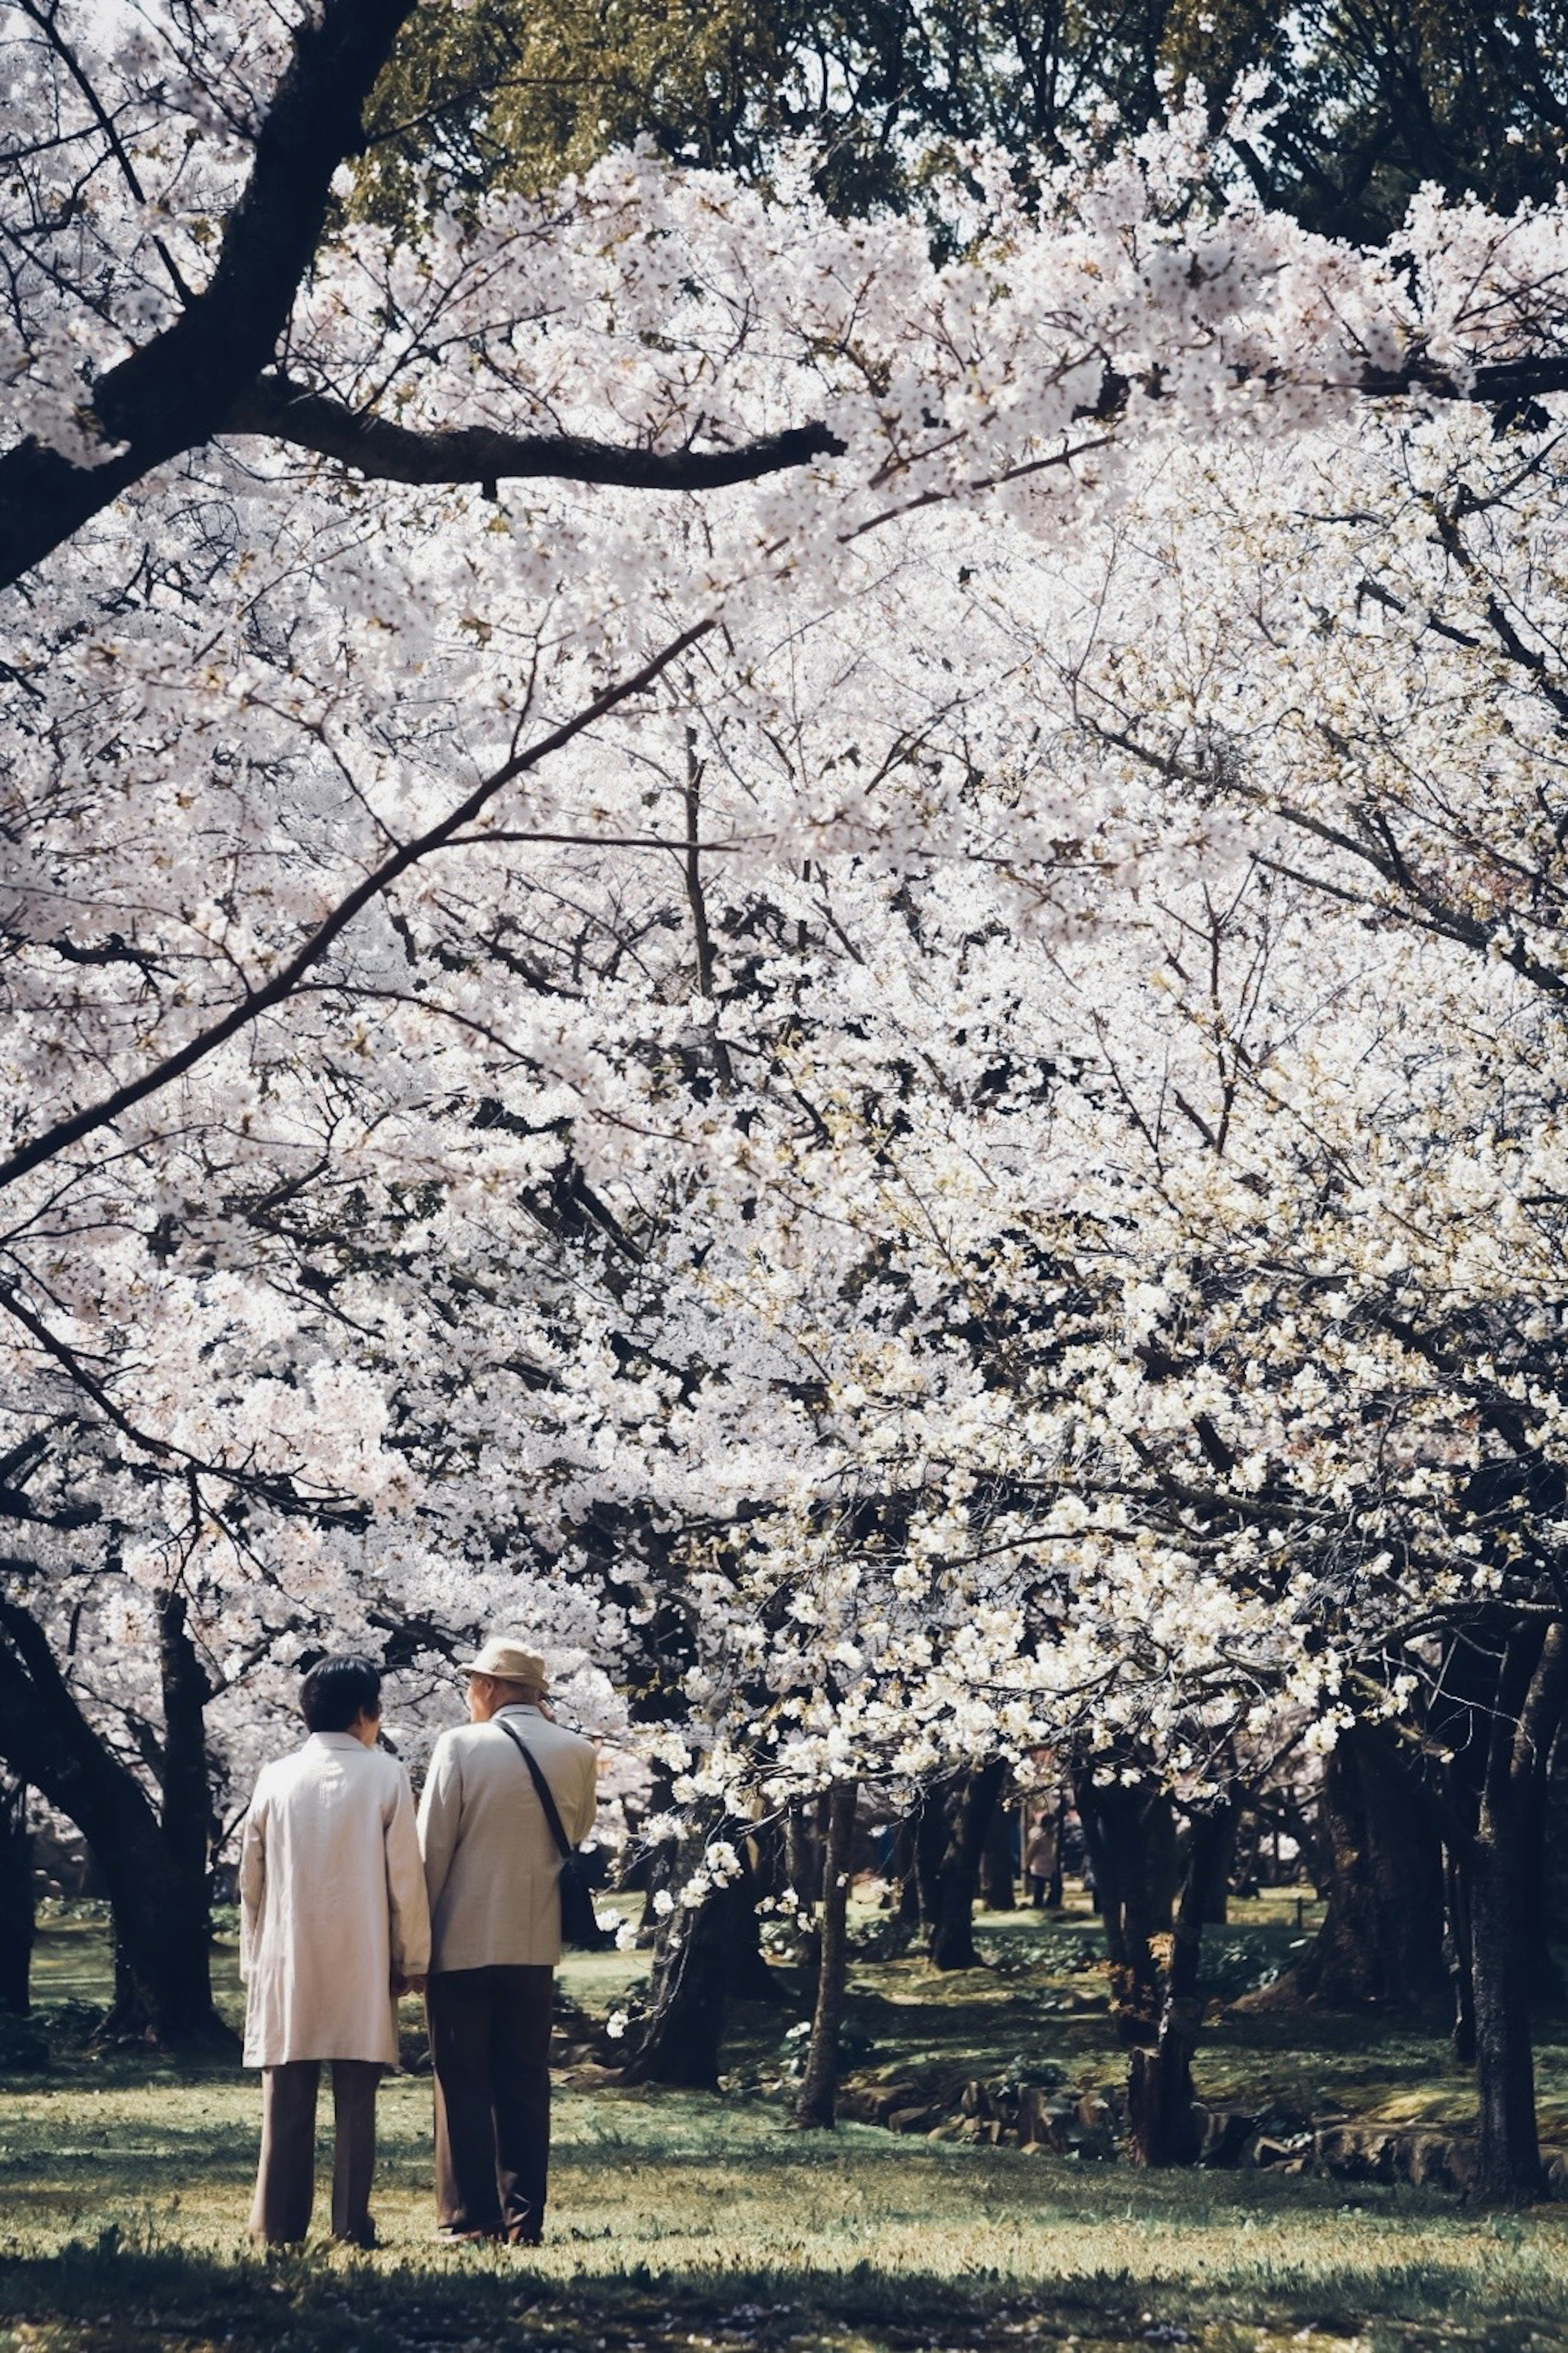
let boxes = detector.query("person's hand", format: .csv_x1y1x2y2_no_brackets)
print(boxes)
393,1972,429,1998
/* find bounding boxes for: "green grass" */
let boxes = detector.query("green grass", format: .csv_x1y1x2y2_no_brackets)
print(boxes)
4,1899,1568,2350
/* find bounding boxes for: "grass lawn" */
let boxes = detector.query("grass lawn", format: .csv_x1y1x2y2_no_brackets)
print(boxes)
4,1899,1568,2351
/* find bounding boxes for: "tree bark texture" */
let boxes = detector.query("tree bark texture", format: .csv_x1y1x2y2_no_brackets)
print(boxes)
922,1760,1005,1970
979,1793,1016,1912
1285,1725,1448,2011
721,1840,782,2003
621,1821,762,2087
1076,1775,1177,2048
1126,1801,1236,2166
0,1590,230,2046
0,1776,33,2014
1467,1618,1567,2201
792,1781,858,2128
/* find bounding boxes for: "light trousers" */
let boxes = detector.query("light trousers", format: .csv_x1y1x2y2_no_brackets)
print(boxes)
248,2057,382,2246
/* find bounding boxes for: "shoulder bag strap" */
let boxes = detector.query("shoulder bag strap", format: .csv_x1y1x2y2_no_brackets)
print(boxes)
495,1717,573,1860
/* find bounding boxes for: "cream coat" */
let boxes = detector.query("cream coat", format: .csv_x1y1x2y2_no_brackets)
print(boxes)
240,1733,431,2068
419,1705,598,1972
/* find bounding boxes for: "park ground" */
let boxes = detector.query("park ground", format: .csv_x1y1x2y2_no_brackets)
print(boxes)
4,1895,1568,2352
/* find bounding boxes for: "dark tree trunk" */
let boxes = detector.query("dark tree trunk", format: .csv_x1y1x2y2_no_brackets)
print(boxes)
1046,1790,1067,1910
722,1840,782,2002
792,1781,858,2128
621,1896,726,2088
1127,1802,1236,2166
621,1819,768,2086
1467,1618,1566,2202
633,1765,677,1944
1076,1775,1176,2046
156,1593,215,1902
892,1812,922,1925
0,1776,34,2014
786,1798,824,1981
927,1760,1005,1970
913,1781,948,1932
1200,1809,1235,1924
751,1815,786,1904
1282,1725,1448,2011
0,1592,232,2048
979,1792,1016,1912
1446,1845,1477,2064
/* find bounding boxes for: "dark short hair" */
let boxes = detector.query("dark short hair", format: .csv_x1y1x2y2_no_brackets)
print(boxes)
299,1654,382,1734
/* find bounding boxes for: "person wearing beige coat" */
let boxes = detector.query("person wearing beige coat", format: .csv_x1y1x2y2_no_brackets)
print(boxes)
419,1638,598,2244
240,1655,430,2246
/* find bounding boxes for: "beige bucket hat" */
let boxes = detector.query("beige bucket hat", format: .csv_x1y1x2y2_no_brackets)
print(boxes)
461,1636,549,1691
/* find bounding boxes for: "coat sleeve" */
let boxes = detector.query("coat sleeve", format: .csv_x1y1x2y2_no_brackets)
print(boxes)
238,1784,267,1984
418,1735,462,1922
565,1740,599,1847
385,1762,431,1981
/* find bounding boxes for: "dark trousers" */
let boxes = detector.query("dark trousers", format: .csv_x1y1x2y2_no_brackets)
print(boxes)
427,1965,553,2240
248,2058,382,2246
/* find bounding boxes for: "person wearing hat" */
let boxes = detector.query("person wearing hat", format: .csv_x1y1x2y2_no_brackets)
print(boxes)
417,1636,598,2245
240,1653,430,2248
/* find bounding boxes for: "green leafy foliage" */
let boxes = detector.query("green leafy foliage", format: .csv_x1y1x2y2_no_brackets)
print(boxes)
361,0,1568,237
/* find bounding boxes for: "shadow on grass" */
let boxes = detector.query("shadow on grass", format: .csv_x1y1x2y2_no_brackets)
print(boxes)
2,2237,1567,2353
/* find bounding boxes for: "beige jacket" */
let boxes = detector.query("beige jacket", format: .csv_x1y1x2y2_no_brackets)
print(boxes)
419,1705,598,1972
239,1732,430,2068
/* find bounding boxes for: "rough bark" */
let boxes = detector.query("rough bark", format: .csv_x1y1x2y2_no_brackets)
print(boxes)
924,1760,1006,1970
0,1776,33,2015
1268,1725,1448,2012
0,1589,230,2047
1076,1775,1177,2047
621,1821,764,2086
722,1841,782,2003
978,1792,1016,1912
792,1780,858,2128
1468,1619,1567,2201
1127,1802,1236,2166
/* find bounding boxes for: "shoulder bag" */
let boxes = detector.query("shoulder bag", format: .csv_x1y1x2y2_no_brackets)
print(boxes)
495,1718,610,1951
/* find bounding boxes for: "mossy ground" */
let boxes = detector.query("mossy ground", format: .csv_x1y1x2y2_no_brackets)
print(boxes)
4,1896,1568,2351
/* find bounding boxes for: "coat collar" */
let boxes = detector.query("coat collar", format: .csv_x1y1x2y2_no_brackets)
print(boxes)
306,1731,367,1752
493,1702,543,1719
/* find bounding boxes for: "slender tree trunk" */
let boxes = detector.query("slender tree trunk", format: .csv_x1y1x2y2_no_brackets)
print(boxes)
0,1776,33,2014
1126,1802,1235,2165
893,1812,921,1926
1076,1775,1176,2046
633,1764,677,1945
722,1840,782,2002
1046,1789,1067,1910
792,1781,858,2128
751,1814,786,1903
787,1798,824,1981
0,1591,232,2048
1446,1844,1477,2063
927,1760,1005,1969
1467,1619,1567,2202
979,1791,1016,1912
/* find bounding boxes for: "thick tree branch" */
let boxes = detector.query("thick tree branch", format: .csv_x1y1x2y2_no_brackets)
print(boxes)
225,373,845,492
222,354,1568,505
0,0,420,592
